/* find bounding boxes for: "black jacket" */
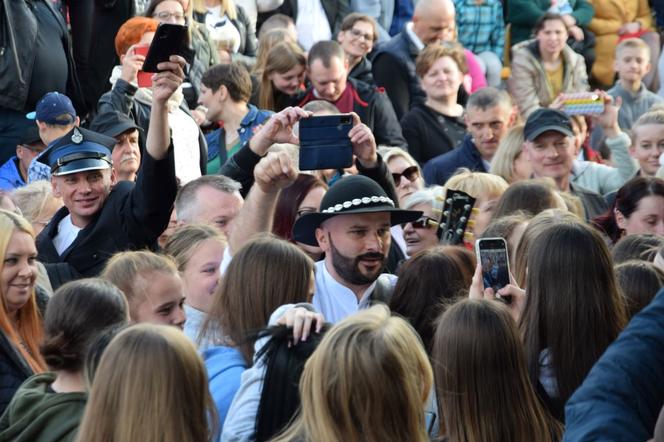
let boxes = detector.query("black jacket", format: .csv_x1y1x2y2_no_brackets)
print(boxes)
423,135,487,185
0,0,86,114
297,78,407,149
349,57,375,86
371,29,425,121
400,102,466,165
97,78,207,176
36,149,178,289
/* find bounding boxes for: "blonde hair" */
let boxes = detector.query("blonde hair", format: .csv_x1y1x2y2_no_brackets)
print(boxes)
254,28,297,75
101,251,179,319
0,210,46,373
616,37,650,59
558,191,585,219
258,41,305,111
444,170,509,199
75,324,218,442
630,110,664,145
193,0,236,19
163,224,226,272
272,305,433,442
12,180,62,228
490,125,526,183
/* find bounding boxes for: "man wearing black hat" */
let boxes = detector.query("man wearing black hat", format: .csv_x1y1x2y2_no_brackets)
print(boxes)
35,56,186,288
292,174,421,322
0,125,46,190
522,108,608,220
90,110,142,182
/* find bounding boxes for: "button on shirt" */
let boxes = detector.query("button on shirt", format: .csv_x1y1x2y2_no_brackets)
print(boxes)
312,260,378,323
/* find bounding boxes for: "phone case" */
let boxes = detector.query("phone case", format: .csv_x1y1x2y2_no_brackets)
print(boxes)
142,23,189,73
299,115,353,171
475,238,511,294
561,93,604,115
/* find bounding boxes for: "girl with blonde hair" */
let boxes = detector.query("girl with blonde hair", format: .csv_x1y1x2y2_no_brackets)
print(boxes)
489,124,531,184
433,299,562,441
254,41,306,112
272,305,433,442
0,210,46,414
75,323,218,442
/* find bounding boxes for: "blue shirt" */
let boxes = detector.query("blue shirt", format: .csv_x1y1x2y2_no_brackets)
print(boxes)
389,0,414,36
204,345,247,432
454,0,505,59
0,157,25,190
205,104,272,169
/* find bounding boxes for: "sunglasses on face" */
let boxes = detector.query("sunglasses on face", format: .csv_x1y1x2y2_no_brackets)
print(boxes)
391,165,420,184
403,216,439,230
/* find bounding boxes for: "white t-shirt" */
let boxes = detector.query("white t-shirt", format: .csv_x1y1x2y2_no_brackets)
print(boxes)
169,107,202,185
53,214,82,255
296,0,332,51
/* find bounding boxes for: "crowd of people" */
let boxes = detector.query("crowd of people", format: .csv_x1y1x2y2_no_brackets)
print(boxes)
1,0,664,440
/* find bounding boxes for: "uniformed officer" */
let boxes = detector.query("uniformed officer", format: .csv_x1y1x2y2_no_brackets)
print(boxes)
35,55,186,289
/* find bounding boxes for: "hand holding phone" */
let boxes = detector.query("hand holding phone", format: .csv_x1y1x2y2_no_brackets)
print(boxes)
560,92,604,115
475,238,511,297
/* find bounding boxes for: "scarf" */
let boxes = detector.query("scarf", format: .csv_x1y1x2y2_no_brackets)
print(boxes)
109,65,184,113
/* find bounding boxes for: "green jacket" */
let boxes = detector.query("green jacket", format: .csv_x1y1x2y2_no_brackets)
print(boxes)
0,372,86,442
507,0,594,45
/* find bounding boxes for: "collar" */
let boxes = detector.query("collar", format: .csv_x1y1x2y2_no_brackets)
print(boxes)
320,259,377,306
614,81,646,98
405,22,425,51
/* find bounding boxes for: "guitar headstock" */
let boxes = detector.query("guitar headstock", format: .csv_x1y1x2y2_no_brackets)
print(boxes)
432,188,476,246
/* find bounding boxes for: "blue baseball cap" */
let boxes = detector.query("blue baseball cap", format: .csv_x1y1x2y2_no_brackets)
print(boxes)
37,127,115,176
26,92,77,125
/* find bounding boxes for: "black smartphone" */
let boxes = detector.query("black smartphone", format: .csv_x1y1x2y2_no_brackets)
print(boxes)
298,114,353,171
475,238,511,297
142,23,189,73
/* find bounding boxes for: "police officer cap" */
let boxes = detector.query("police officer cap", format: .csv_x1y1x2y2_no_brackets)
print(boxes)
37,127,115,176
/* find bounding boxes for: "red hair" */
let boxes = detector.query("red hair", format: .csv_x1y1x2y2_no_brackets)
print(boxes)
115,17,159,57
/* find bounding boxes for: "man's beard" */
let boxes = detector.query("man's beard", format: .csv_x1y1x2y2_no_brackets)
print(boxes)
328,234,386,286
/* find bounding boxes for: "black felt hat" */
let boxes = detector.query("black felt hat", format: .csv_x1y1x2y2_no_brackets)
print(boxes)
89,110,141,141
292,175,422,246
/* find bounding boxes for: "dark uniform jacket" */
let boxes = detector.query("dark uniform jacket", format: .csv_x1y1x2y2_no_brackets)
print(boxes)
36,149,177,289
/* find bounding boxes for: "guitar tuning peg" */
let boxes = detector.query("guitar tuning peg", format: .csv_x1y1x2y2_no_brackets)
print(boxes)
456,228,464,235
463,204,471,210
460,216,467,223
443,211,449,217
446,198,452,204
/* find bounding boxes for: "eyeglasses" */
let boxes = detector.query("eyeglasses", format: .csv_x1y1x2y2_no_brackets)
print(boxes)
153,11,185,21
349,28,374,42
404,216,439,230
391,165,420,184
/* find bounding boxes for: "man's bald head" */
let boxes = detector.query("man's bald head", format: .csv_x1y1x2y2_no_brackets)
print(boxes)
412,0,456,45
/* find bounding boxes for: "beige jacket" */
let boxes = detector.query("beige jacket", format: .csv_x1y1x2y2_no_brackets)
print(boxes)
507,39,589,118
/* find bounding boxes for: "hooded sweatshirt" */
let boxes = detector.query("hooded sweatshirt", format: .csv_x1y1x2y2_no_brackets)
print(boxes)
0,372,86,442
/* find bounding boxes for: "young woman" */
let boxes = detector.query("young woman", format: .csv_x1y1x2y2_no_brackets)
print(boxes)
163,224,226,349
433,299,562,441
390,246,475,354
337,13,378,85
75,324,218,442
0,210,46,415
0,278,128,441
400,43,468,164
519,221,627,420
615,260,664,319
594,176,664,244
489,124,532,184
271,306,433,442
253,41,305,112
272,174,328,262
508,13,589,117
200,235,314,428
101,251,186,329
628,111,664,177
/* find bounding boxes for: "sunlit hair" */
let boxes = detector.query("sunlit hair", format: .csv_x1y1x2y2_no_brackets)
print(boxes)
612,233,663,264
490,124,525,183
491,179,561,219
444,169,509,199
390,246,475,354
433,299,562,442
75,324,218,442
615,260,664,318
272,305,433,442
101,251,179,321
0,209,45,373
520,222,626,411
415,42,468,78
513,209,579,288
200,234,313,363
616,38,651,59
630,110,664,145
12,180,62,231
192,0,236,19
163,223,226,272
254,28,297,75
258,41,305,111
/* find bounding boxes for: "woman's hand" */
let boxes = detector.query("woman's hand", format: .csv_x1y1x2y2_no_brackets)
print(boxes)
152,55,186,104
120,45,146,84
469,263,527,323
568,25,584,42
276,307,325,344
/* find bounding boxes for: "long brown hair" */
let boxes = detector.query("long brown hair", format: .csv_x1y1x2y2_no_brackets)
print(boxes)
201,234,314,363
258,41,305,111
75,324,218,442
433,299,562,442
520,222,627,406
0,209,46,373
271,305,433,442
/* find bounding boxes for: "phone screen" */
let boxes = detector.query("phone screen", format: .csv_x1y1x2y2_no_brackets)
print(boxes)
476,238,510,293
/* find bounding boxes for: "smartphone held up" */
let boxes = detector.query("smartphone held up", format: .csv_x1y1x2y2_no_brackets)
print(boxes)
475,238,511,302
298,114,354,171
